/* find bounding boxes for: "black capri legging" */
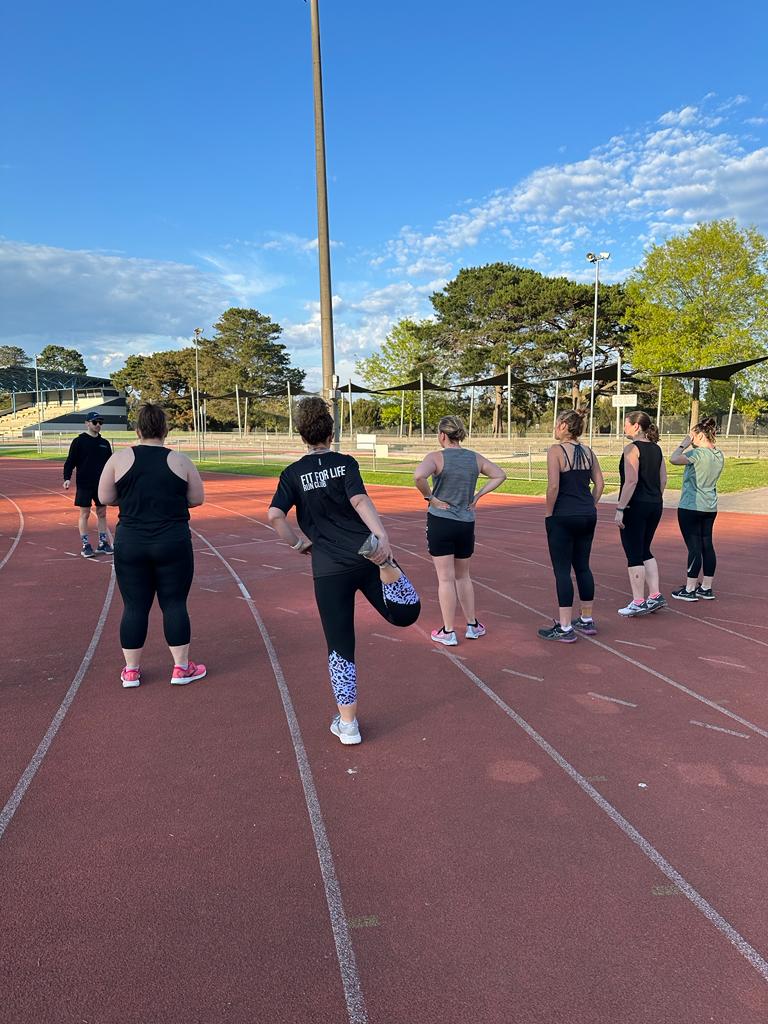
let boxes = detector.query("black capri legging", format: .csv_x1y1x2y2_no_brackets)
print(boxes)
620,501,663,566
114,527,195,649
677,507,717,578
314,563,420,705
545,514,597,607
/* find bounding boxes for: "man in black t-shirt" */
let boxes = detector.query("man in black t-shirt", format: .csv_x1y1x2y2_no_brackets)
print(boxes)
62,411,114,558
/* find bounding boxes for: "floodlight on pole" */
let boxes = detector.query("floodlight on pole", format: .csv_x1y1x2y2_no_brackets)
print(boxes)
309,0,339,445
585,251,610,446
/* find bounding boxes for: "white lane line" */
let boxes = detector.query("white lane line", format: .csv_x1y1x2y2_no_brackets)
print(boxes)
0,569,116,841
437,649,768,983
615,639,657,651
0,493,24,572
230,557,247,563
690,720,750,740
396,543,768,741
588,692,638,708
703,617,768,631
192,529,367,1024
200,588,220,593
276,607,299,615
261,563,283,570
699,657,747,669
503,667,544,681
372,632,402,643
485,609,514,619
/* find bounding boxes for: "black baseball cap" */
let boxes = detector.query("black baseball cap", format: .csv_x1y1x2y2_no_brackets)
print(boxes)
85,411,104,422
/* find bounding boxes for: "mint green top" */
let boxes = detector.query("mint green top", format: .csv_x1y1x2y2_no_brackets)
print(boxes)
679,447,724,512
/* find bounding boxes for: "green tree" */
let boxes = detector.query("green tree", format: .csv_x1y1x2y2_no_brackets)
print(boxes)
625,220,768,425
37,345,87,374
0,345,31,368
111,350,197,429
429,264,629,432
356,319,455,435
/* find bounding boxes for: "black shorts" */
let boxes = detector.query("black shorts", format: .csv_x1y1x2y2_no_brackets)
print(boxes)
75,487,104,509
426,514,475,558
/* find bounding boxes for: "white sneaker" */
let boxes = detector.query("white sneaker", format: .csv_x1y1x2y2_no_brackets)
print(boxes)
618,600,650,617
431,628,458,646
330,714,362,745
465,621,487,639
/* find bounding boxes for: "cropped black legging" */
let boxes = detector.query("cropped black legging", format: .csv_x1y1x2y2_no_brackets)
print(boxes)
677,507,717,578
114,526,195,649
545,514,597,607
314,562,421,705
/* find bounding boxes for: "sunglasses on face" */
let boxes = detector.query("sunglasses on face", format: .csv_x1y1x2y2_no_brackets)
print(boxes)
90,420,104,426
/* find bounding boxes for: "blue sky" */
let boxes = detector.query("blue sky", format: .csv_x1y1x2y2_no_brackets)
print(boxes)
2,0,767,387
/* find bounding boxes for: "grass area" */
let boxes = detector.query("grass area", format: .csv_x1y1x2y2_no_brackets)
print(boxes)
4,447,767,496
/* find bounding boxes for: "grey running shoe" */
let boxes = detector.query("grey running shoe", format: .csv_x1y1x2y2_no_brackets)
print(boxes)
330,714,362,745
538,623,578,642
81,543,96,558
695,586,715,600
573,616,597,635
618,600,650,617
671,587,698,602
646,594,668,612
357,533,396,567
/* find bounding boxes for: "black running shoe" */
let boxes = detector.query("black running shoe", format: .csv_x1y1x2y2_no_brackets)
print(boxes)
97,540,114,555
646,594,668,613
695,586,715,600
81,543,96,559
573,616,598,635
538,623,577,643
671,587,698,602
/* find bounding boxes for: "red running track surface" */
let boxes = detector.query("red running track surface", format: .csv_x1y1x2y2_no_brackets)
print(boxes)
1,457,767,1023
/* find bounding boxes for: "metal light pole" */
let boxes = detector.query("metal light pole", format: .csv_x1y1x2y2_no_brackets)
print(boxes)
586,252,610,446
309,0,339,443
34,354,42,450
193,327,202,461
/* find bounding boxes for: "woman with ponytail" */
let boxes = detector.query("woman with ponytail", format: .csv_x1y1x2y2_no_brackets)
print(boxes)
538,409,604,642
669,417,724,600
615,411,667,616
414,415,506,646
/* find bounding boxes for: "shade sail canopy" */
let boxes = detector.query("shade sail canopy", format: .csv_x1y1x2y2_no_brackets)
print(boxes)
459,369,529,388
545,362,634,383
655,355,768,381
0,368,113,393
368,377,455,393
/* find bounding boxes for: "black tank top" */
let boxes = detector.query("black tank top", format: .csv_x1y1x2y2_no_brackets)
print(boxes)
115,445,190,536
619,440,663,504
552,443,596,516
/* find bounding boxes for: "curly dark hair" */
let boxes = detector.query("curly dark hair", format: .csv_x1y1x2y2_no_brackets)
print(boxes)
136,403,168,440
295,397,334,446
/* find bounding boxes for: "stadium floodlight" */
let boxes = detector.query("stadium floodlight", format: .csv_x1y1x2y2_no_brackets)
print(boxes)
585,252,611,445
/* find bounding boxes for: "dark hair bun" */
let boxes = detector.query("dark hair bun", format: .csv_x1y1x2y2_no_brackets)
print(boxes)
296,397,334,446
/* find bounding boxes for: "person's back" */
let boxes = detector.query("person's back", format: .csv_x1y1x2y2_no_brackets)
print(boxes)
429,447,480,522
116,445,190,537
621,439,662,503
679,446,724,512
552,443,595,517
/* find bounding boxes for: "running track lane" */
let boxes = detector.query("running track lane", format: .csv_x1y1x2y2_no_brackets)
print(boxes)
0,505,353,1024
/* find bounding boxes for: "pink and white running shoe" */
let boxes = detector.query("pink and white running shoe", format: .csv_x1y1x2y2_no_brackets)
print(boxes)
171,661,207,685
121,667,142,689
465,621,487,639
431,628,458,647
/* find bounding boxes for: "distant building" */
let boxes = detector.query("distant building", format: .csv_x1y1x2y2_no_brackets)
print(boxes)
0,367,128,434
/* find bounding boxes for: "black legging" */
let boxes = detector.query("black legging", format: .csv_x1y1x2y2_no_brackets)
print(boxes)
677,508,717,578
620,501,663,566
314,563,420,705
545,514,597,607
114,527,195,649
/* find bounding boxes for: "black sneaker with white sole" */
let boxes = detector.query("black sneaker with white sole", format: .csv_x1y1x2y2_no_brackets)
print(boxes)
695,586,715,600
538,623,577,643
646,594,668,612
671,587,698,602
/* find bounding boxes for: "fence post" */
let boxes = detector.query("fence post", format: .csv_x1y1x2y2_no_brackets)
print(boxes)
528,445,532,481
217,440,222,464
666,432,672,458
372,448,377,473
737,435,741,458
261,440,266,465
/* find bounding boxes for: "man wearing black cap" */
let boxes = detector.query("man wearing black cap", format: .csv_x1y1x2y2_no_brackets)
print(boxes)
63,411,114,557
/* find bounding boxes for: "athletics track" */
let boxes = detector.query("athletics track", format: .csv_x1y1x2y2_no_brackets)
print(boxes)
1,456,767,1024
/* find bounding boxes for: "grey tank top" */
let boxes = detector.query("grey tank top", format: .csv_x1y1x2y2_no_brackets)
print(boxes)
429,447,480,522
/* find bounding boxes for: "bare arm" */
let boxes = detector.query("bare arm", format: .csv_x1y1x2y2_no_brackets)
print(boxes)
660,455,667,493
350,493,392,563
184,457,205,508
267,507,312,554
470,454,507,508
97,455,119,506
669,434,693,466
544,447,561,517
615,444,639,528
590,452,605,505
413,451,449,511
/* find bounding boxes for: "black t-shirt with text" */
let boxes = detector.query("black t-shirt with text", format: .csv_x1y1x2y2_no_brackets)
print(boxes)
270,452,371,576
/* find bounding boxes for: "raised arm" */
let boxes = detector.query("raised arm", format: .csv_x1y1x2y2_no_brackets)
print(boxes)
470,455,507,509
544,447,561,517
669,434,693,466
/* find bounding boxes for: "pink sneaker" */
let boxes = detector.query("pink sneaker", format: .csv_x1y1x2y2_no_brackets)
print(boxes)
465,621,487,639
171,661,207,685
431,628,458,647
121,666,142,689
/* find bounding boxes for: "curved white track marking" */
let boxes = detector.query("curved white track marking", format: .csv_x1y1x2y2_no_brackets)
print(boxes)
0,569,116,840
191,527,367,1024
397,544,768,741
0,493,24,571
434,646,768,984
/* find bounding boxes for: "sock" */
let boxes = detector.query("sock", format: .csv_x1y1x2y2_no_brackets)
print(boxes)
560,624,573,632
580,616,593,622
632,600,644,606
468,619,479,627
99,532,108,543
81,534,89,545
648,592,661,600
